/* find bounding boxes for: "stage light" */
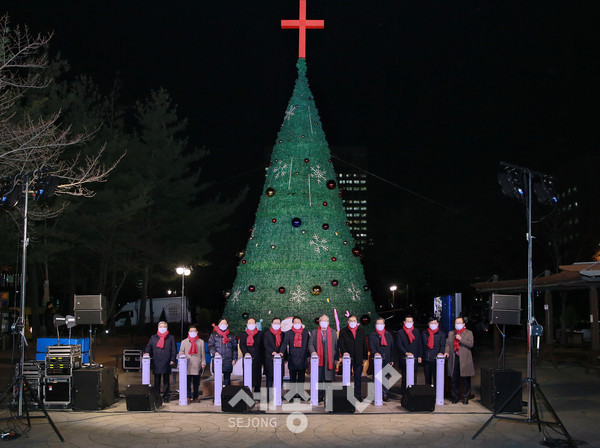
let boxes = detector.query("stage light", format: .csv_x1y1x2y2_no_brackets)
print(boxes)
1,184,22,207
33,176,59,201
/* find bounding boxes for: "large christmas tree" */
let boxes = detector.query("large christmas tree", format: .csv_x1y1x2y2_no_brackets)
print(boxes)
223,57,379,333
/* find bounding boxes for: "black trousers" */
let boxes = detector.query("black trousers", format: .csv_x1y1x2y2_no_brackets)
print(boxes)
265,359,284,397
153,373,170,399
351,363,363,397
423,360,436,386
242,358,263,392
223,370,232,386
399,358,416,391
187,374,200,399
451,354,471,400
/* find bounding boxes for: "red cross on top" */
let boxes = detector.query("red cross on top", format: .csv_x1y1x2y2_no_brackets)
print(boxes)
281,0,325,59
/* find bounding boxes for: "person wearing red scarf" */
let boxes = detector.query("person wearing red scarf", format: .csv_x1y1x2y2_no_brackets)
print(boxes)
444,317,475,404
208,318,238,386
420,318,446,387
396,316,422,394
144,321,176,403
369,318,395,401
338,314,368,400
283,316,310,398
240,317,264,392
309,315,339,402
179,325,206,402
264,317,284,400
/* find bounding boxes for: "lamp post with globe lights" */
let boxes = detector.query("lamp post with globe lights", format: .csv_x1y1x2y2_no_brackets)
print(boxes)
390,285,397,309
176,267,191,340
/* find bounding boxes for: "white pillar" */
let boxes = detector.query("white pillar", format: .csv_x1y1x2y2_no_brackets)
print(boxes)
142,354,151,385
273,354,282,407
342,354,351,386
374,354,383,406
243,353,253,389
178,353,187,406
436,354,445,406
310,354,319,406
214,353,222,406
406,355,415,387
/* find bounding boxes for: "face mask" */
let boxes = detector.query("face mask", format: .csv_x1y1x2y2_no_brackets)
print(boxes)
188,331,197,338
348,321,357,328
455,323,464,331
158,327,167,334
293,323,302,330
247,324,256,331
429,324,438,331
376,324,385,331
319,321,329,329
404,322,414,329
219,324,228,331
271,324,281,331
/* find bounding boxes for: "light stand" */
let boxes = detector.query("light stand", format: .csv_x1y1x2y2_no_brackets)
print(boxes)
473,163,576,446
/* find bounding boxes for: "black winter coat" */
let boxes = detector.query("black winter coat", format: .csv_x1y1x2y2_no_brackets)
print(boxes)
239,330,264,364
396,327,423,360
368,330,395,362
145,333,177,375
263,329,285,374
282,329,310,370
338,326,368,367
421,329,447,362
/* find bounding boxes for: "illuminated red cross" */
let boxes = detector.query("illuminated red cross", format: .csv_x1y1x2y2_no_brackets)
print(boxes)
281,0,325,59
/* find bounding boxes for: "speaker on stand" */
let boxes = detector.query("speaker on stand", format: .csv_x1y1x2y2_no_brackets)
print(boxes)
74,294,107,365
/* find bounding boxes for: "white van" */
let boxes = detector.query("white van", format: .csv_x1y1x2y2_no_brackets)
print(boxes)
114,297,192,327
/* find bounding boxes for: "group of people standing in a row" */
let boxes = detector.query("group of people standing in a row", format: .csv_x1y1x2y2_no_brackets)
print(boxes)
144,314,474,405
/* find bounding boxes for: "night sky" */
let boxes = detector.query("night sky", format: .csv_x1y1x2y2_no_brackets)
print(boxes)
5,1,597,304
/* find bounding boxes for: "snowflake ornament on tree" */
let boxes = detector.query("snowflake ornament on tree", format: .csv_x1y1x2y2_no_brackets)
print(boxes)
309,234,329,253
347,283,361,302
273,160,288,179
284,105,297,121
309,165,327,184
230,287,242,304
290,285,308,304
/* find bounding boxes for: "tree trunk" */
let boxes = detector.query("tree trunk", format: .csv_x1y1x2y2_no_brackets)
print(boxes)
559,291,567,345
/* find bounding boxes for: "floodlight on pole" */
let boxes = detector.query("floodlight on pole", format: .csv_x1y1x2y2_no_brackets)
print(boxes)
176,266,191,341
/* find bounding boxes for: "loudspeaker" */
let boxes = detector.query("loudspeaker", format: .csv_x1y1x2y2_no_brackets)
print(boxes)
43,377,71,405
480,368,522,413
325,386,355,413
72,367,115,410
74,294,106,310
221,385,254,413
75,309,107,325
126,384,161,411
491,294,521,310
123,350,142,371
490,309,521,325
401,385,435,412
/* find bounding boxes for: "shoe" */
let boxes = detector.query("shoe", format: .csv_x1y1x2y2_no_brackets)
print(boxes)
187,398,192,403
193,398,199,403
163,397,170,403
383,396,390,402
462,398,469,405
451,398,459,404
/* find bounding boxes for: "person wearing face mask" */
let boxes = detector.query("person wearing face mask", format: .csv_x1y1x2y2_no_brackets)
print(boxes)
144,321,177,403
369,318,395,402
282,316,310,399
309,314,339,402
239,317,264,393
396,315,422,393
263,317,285,401
179,325,206,402
444,316,474,404
208,318,238,386
338,314,368,400
421,318,446,387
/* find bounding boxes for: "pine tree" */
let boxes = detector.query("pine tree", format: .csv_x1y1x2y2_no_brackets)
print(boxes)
223,59,379,333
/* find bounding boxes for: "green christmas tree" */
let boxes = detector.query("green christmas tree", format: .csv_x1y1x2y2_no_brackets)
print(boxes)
223,59,378,333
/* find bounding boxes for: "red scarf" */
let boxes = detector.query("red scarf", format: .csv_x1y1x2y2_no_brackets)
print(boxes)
403,324,415,343
316,326,333,370
214,326,230,344
427,327,439,349
270,327,282,346
375,328,387,346
188,334,199,355
292,326,303,348
349,325,358,339
156,330,168,349
245,327,259,346
454,327,466,354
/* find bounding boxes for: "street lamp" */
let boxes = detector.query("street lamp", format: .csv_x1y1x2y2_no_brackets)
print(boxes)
390,285,397,308
176,266,191,340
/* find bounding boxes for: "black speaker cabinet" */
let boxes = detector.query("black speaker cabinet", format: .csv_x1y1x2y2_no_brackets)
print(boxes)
480,368,522,413
490,309,521,325
72,367,115,410
491,294,521,310
74,294,106,310
221,385,254,413
75,309,107,325
325,386,355,413
44,377,71,405
401,385,435,412
126,384,161,411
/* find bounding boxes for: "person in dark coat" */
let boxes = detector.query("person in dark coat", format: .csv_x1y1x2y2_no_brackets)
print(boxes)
309,314,339,401
144,321,177,402
421,317,446,386
369,317,395,401
208,318,238,386
282,316,310,400
338,314,368,400
44,302,56,336
263,317,285,400
239,317,263,392
396,315,422,393
444,316,475,404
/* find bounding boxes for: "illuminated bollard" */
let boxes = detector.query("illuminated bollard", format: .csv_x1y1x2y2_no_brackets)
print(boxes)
374,354,383,406
342,354,351,386
436,354,445,406
310,354,319,406
142,354,151,385
406,355,415,388
178,353,187,406
214,353,222,406
273,355,282,407
244,353,253,390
